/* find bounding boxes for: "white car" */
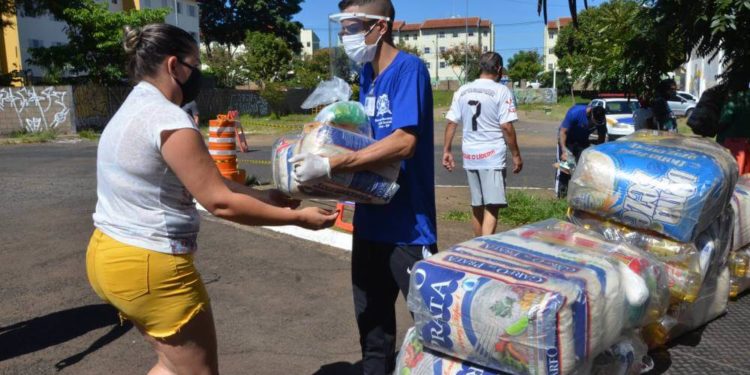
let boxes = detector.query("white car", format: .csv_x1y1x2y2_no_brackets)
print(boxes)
590,98,640,140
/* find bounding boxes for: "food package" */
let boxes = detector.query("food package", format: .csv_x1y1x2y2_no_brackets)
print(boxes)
272,122,400,204
395,327,507,375
642,267,730,347
731,175,750,251
569,210,704,303
314,101,371,136
729,247,750,298
568,131,738,242
507,220,670,328
406,220,665,375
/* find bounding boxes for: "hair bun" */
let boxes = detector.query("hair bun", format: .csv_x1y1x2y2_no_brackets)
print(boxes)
123,25,142,55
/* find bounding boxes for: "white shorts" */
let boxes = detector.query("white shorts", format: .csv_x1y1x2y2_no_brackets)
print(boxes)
466,169,507,207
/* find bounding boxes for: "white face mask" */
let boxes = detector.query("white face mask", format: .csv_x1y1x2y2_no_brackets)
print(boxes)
342,26,382,64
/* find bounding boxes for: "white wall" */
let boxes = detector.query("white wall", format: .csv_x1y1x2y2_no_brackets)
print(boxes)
300,29,319,56
140,0,201,41
16,13,68,77
543,27,559,72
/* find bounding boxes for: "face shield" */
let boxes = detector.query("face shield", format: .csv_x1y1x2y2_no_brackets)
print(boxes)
328,12,390,72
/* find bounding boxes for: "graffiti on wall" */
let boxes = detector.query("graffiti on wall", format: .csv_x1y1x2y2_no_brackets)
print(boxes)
513,88,557,105
0,86,71,132
228,92,269,116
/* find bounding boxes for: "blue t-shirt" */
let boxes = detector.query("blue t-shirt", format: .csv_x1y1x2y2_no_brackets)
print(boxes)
354,51,437,246
560,104,606,144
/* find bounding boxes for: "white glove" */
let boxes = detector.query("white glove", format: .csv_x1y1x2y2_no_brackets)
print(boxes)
290,153,331,182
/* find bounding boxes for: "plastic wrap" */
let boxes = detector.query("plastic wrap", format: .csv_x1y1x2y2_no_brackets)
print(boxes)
272,123,400,204
731,175,750,251
569,210,704,303
590,332,652,375
642,267,730,347
406,220,668,375
395,327,507,375
729,247,750,298
313,101,372,137
568,130,738,242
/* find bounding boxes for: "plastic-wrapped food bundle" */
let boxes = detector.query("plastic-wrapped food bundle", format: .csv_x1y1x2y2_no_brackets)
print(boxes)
271,106,401,203
408,248,584,375
569,210,704,303
642,267,730,348
568,131,739,242
729,248,750,298
406,220,668,375
731,175,750,251
506,220,670,328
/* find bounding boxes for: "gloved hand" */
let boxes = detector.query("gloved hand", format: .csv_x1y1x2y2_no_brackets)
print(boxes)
289,153,331,182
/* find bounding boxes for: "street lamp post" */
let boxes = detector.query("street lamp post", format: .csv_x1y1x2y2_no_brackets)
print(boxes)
464,0,468,83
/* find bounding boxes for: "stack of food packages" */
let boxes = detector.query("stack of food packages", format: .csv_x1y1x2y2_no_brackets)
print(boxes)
271,101,401,204
398,219,669,375
729,175,750,297
566,131,739,348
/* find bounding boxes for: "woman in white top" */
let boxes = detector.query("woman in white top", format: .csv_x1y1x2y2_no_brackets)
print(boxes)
86,23,337,375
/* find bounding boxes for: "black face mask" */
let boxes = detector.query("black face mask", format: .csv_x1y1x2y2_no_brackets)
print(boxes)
176,59,202,106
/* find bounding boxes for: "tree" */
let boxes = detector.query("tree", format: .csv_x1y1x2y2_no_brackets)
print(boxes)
1,0,86,26
396,39,422,57
239,31,293,85
288,49,333,89
553,0,683,95
536,0,592,26
199,0,303,57
441,44,483,83
644,0,750,91
26,0,168,84
507,50,543,83
201,45,246,88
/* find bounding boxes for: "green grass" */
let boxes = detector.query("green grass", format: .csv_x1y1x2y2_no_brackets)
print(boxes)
442,210,472,222
201,113,308,137
8,129,58,143
518,95,588,122
433,90,454,108
499,191,569,226
77,129,101,140
441,191,569,226
676,117,694,135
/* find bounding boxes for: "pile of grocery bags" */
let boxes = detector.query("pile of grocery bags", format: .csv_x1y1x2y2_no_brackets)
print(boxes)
397,131,742,374
272,100,400,204
729,175,750,297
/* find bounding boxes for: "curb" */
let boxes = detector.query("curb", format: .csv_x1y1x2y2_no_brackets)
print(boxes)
195,201,353,251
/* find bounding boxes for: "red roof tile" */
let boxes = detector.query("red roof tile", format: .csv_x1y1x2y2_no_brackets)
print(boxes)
547,17,572,29
392,20,405,31
392,17,492,32
401,23,421,31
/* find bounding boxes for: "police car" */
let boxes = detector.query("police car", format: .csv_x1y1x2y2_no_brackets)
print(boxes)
590,97,640,141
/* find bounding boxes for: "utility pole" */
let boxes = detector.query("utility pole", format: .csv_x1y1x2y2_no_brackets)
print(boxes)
173,0,179,26
435,35,439,82
464,0,468,84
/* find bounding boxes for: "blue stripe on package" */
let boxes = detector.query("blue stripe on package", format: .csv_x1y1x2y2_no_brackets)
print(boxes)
568,131,738,242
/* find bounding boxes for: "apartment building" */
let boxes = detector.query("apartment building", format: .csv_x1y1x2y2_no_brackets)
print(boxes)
0,0,200,84
542,17,571,72
393,17,494,82
299,29,320,56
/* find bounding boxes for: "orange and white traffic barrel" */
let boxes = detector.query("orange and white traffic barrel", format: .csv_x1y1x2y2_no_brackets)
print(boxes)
208,115,244,183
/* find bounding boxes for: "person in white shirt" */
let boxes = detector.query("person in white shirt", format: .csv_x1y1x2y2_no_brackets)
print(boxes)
442,52,523,236
87,23,337,375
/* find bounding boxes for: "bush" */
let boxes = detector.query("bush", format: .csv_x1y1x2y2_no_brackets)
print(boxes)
261,82,288,119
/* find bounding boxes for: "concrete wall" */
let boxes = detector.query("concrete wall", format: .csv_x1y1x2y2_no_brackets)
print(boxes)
0,85,74,134
512,88,557,105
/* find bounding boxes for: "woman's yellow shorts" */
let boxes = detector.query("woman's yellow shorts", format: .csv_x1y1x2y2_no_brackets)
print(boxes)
86,229,210,338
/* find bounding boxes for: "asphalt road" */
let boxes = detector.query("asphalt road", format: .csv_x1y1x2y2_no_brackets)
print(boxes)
239,119,561,189
2,141,750,375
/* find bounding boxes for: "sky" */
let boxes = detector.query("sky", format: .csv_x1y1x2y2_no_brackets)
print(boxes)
293,0,602,60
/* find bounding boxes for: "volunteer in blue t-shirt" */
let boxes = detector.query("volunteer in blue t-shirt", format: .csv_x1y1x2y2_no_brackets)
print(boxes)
555,104,606,198
291,1,437,373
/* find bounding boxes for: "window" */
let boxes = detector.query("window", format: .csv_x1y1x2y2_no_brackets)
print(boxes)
548,63,554,70
426,62,431,69
162,0,168,7
549,48,554,54
438,31,445,38
143,0,152,7
29,39,43,48
483,46,488,52
176,1,182,13
439,61,446,68
424,47,431,54
452,32,458,37
483,31,489,37
549,32,556,39
439,46,446,53
188,5,196,17
111,0,117,4
468,31,474,36
413,34,418,40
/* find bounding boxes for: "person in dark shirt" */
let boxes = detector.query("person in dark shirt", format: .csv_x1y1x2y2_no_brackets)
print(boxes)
555,104,606,198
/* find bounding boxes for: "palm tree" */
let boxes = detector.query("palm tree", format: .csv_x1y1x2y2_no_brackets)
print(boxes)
537,0,590,26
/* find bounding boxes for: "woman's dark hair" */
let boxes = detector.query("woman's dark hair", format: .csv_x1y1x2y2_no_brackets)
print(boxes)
123,23,198,82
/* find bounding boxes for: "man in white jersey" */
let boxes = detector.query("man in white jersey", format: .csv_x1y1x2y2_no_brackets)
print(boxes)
442,52,523,236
